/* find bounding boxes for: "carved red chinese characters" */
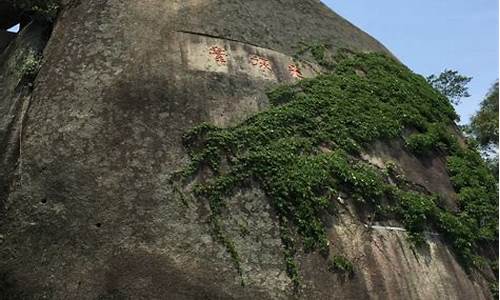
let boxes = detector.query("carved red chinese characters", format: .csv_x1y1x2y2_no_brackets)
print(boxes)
209,46,228,65
249,55,272,72
288,64,303,79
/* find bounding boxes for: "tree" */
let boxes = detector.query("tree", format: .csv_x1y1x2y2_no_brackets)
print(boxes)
427,69,472,105
470,81,499,147
466,81,499,179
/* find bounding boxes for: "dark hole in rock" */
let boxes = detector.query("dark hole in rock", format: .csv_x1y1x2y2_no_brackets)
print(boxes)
40,198,47,204
95,223,102,228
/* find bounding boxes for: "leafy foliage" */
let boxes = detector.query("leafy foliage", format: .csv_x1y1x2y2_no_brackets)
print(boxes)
405,123,458,155
280,222,300,289
180,50,498,286
401,126,498,266
427,69,472,105
446,149,498,245
392,191,438,246
327,255,354,277
17,49,42,82
465,81,499,180
470,81,499,147
490,282,499,299
294,42,334,69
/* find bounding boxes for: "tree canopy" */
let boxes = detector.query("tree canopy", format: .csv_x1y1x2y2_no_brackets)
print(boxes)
427,69,472,105
470,81,499,147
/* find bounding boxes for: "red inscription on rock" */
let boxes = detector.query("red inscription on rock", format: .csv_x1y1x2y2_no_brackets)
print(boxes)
209,46,228,65
288,64,303,79
250,55,272,72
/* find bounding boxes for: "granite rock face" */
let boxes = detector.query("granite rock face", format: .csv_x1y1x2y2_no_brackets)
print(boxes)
0,1,494,299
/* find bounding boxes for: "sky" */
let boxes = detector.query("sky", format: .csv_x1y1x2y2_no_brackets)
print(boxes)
324,0,499,124
7,24,19,33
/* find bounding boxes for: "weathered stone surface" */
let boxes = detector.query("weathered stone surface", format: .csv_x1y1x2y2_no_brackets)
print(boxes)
305,203,492,299
362,139,460,211
0,21,49,213
0,1,494,299
0,31,15,54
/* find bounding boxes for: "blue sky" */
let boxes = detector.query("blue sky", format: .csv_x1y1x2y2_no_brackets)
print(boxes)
7,24,19,33
325,0,499,124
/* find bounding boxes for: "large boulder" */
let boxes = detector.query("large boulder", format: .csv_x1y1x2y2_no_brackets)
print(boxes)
0,1,495,299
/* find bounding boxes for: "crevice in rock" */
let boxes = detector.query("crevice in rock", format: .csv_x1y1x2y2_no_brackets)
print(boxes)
0,21,52,211
176,30,263,49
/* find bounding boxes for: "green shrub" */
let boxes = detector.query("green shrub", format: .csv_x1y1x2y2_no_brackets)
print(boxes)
395,191,438,246
490,281,499,299
327,255,354,277
17,50,42,81
406,123,459,155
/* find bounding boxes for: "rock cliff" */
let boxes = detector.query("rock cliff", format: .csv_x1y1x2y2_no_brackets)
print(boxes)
0,1,497,299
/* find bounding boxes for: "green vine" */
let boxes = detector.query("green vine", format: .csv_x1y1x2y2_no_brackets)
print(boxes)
17,49,42,82
180,49,498,289
328,255,355,278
